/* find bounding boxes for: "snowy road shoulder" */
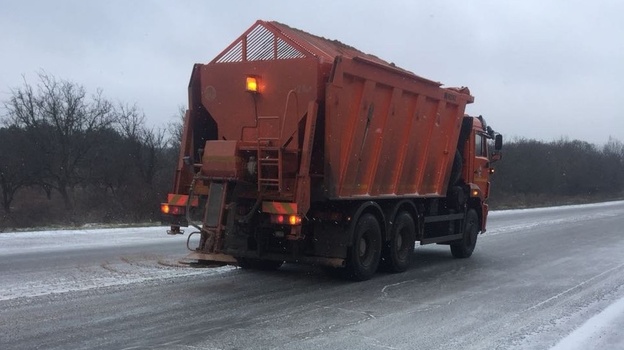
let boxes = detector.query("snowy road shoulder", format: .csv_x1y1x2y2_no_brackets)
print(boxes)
0,226,190,256
487,200,624,218
0,260,234,302
0,226,233,302
550,295,624,350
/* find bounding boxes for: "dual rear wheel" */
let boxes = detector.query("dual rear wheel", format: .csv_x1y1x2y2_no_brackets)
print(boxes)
237,208,479,279
345,213,383,281
345,211,416,281
381,211,416,273
346,208,479,280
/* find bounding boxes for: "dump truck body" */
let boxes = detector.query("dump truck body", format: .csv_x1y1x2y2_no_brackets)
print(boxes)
161,20,502,280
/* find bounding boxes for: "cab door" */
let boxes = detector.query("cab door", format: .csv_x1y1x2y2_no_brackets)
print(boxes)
472,131,490,199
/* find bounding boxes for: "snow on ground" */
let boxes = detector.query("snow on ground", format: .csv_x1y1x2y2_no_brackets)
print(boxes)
485,210,623,236
0,226,235,302
0,260,234,302
488,199,624,217
550,295,624,350
0,201,624,350
486,200,624,236
0,226,176,255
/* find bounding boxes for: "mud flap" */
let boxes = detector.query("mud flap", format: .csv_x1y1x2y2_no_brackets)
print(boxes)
205,182,227,227
198,181,229,254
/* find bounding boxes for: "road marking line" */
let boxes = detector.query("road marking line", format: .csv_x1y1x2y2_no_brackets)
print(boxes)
528,262,624,311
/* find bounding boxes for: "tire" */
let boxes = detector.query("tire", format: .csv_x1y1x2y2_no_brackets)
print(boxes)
450,209,479,258
381,211,416,272
345,213,382,281
236,258,283,271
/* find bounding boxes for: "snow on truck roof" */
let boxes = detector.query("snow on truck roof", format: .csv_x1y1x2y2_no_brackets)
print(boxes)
210,19,442,87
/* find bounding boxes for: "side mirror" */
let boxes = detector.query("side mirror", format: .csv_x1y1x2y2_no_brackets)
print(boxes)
495,134,503,151
491,152,502,162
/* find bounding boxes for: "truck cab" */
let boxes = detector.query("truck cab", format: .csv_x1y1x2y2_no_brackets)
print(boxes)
460,115,502,231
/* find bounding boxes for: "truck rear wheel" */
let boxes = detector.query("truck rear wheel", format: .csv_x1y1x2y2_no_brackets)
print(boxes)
450,209,479,258
236,258,283,271
345,213,382,281
381,211,415,272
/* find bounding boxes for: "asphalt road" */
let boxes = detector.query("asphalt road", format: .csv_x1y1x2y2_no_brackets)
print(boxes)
1,201,624,350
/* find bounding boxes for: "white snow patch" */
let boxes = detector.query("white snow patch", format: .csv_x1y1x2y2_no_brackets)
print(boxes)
485,211,622,236
550,295,624,350
484,200,624,236
0,226,190,255
0,226,235,302
488,200,624,217
0,264,235,302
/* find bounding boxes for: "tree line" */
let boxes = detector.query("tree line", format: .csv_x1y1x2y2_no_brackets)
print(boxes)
1,74,623,229
489,136,624,208
0,73,181,228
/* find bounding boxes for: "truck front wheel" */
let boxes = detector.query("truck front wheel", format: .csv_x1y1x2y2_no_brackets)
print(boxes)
450,209,479,258
345,213,382,281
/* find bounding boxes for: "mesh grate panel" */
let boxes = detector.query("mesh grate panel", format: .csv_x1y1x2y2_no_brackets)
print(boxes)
217,41,243,63
277,38,306,59
216,24,307,63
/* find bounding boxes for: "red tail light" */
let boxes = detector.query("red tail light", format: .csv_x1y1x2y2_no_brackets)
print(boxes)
270,214,302,225
161,204,185,215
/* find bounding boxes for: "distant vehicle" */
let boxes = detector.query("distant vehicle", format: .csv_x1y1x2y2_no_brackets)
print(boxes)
160,20,503,280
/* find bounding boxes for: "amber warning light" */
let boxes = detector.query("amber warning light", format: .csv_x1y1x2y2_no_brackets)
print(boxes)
246,76,259,93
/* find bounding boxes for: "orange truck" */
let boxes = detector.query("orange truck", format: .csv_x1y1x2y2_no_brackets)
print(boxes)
161,20,502,280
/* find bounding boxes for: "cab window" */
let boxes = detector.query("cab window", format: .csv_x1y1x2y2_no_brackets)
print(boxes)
475,134,486,157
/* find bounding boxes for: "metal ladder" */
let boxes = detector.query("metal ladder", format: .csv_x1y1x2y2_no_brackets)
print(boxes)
257,116,282,192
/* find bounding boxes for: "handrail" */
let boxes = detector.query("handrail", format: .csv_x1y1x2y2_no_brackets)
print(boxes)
280,89,298,141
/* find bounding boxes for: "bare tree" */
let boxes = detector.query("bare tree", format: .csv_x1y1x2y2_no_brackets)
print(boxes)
140,126,167,185
116,103,145,140
603,137,624,194
167,105,185,151
3,72,116,209
116,103,167,185
0,127,35,213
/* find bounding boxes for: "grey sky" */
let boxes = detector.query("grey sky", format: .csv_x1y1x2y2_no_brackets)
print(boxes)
1,0,622,144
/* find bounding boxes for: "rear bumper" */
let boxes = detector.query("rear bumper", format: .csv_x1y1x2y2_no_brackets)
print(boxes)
186,250,345,268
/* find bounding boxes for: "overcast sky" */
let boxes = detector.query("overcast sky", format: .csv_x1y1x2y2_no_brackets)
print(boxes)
1,0,623,144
